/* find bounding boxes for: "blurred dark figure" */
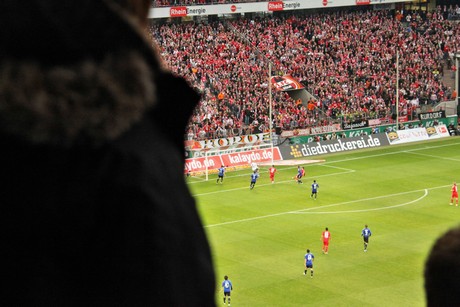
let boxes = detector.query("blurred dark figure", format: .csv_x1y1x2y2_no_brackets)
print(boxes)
425,226,460,307
0,0,215,306
448,123,458,136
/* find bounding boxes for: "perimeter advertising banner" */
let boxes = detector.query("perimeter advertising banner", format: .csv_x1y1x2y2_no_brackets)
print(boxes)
184,147,282,173
386,125,450,145
150,0,408,18
289,116,457,144
279,134,390,158
184,155,222,173
221,147,282,166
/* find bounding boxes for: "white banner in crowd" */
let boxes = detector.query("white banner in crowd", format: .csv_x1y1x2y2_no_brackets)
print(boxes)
185,133,271,151
150,0,406,19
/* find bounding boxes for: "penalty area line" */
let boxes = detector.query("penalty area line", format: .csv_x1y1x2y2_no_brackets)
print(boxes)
204,185,448,228
290,189,428,214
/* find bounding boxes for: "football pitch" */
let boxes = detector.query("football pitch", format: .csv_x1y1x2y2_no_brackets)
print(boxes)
187,137,460,307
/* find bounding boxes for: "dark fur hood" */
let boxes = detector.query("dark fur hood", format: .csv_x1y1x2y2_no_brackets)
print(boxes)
0,51,156,146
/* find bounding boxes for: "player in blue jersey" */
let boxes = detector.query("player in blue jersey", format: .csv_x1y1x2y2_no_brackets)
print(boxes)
304,249,315,278
295,166,305,184
250,170,259,190
216,165,226,184
222,275,233,306
310,180,319,200
361,225,372,252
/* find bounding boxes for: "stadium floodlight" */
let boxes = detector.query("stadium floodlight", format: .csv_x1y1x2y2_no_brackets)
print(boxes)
396,50,400,130
268,62,274,165
455,53,460,105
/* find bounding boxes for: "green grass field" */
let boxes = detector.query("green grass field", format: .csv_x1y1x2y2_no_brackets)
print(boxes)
187,137,460,307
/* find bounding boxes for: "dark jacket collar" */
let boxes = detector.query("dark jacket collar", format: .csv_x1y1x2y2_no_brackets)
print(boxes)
0,51,156,146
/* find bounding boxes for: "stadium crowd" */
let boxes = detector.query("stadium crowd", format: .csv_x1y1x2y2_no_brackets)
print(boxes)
149,7,460,140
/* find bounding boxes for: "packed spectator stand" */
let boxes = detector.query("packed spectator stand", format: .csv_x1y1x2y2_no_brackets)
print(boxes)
148,6,460,141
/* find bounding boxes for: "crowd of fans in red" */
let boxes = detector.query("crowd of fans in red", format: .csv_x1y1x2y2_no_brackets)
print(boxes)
149,7,460,141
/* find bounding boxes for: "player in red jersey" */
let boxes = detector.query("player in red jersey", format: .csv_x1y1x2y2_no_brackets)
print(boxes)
450,182,458,206
269,165,277,184
322,227,331,254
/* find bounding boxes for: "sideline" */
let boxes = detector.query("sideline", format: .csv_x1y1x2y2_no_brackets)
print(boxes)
188,140,460,185
404,151,460,162
322,140,460,165
187,164,305,182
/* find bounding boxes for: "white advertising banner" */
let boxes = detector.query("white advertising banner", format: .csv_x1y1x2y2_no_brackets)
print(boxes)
149,0,407,19
427,125,451,139
386,125,451,145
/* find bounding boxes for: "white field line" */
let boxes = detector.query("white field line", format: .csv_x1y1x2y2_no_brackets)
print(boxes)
403,151,460,162
187,165,302,183
188,162,352,183
188,176,206,182
319,164,355,171
187,164,354,184
290,189,428,214
204,185,449,228
193,168,355,197
322,140,460,165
